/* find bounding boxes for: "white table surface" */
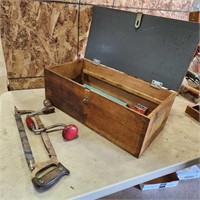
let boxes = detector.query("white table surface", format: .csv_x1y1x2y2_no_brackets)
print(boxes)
0,89,199,200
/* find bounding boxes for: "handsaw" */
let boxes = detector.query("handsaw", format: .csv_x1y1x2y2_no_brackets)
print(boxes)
14,106,70,191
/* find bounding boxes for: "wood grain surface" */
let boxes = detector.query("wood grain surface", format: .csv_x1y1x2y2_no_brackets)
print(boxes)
0,0,78,89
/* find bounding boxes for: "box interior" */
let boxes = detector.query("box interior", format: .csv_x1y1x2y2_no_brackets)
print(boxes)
48,59,172,116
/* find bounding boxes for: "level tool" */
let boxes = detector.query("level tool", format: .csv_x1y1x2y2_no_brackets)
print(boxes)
14,106,70,192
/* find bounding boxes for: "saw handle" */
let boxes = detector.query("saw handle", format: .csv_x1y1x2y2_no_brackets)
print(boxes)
32,162,70,191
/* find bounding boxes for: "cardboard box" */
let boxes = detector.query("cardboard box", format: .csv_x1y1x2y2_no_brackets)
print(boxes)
138,173,179,190
45,7,199,158
176,164,200,180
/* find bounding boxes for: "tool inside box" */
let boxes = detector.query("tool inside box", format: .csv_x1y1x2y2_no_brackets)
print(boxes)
49,59,171,116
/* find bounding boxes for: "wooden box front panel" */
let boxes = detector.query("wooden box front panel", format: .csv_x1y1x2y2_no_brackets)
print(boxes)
83,89,150,157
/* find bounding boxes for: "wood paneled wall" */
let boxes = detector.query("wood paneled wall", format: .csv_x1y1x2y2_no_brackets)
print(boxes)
0,0,193,90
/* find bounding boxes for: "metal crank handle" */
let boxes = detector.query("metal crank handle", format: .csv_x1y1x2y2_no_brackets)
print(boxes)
26,116,79,140
26,116,66,133
31,162,70,192
26,116,44,134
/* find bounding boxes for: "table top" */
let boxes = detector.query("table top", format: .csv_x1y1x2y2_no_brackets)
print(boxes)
0,89,199,200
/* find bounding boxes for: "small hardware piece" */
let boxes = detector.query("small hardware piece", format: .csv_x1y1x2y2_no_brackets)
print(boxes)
135,13,143,29
83,96,89,105
133,103,148,115
151,80,163,89
92,58,101,65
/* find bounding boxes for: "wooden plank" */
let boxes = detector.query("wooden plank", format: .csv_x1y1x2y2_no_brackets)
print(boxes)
83,68,162,105
83,59,168,104
83,74,158,115
148,93,176,118
47,59,83,79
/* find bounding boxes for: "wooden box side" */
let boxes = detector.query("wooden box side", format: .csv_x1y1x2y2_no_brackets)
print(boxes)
46,59,83,80
139,92,177,156
45,60,85,122
83,59,172,103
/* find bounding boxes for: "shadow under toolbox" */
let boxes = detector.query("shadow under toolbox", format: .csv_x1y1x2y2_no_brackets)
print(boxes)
45,7,199,158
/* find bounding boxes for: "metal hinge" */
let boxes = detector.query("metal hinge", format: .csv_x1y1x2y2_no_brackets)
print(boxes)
151,80,163,89
135,13,143,29
93,58,101,65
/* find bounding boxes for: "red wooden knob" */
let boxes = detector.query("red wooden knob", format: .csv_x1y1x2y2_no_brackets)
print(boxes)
26,116,36,131
62,125,78,141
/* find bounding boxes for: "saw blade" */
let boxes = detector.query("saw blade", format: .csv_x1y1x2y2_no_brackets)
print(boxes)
14,106,35,170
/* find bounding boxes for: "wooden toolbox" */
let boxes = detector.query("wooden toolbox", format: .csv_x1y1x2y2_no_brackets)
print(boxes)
45,7,199,158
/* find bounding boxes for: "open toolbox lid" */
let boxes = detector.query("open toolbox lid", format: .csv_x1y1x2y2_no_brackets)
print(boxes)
85,7,199,92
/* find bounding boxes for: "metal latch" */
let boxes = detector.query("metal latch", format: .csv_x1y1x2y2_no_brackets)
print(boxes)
93,58,101,65
83,96,89,105
151,80,163,89
135,13,143,29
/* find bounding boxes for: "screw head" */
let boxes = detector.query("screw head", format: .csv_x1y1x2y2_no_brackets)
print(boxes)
39,179,44,183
